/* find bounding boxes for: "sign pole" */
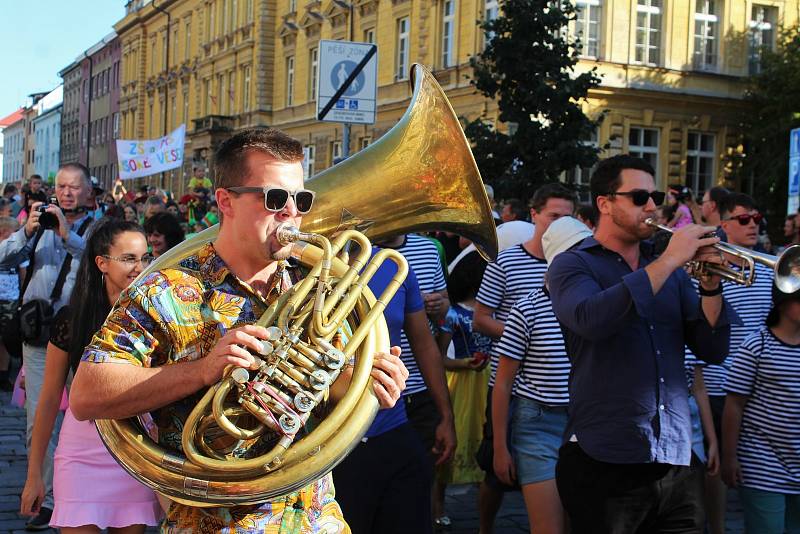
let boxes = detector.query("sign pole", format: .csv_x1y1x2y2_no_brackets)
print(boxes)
343,123,351,158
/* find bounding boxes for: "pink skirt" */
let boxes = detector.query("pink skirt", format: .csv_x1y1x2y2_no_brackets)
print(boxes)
52,408,164,528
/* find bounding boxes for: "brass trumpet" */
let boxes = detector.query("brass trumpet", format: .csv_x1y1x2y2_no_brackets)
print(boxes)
645,218,800,292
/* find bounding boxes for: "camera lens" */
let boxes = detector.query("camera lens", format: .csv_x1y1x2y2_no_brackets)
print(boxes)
38,209,58,230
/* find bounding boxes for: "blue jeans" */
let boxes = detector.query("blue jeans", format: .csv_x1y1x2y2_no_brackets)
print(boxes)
739,486,800,534
510,396,568,485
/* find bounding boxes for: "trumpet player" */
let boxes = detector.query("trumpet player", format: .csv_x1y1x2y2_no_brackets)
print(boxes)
548,154,735,534
69,128,410,533
701,193,774,534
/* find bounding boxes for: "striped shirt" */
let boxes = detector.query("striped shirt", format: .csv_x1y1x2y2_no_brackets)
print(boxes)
493,288,570,405
395,234,448,395
702,263,773,396
724,328,800,493
476,244,548,386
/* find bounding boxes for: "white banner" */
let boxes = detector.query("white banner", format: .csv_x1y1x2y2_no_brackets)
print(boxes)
116,125,186,180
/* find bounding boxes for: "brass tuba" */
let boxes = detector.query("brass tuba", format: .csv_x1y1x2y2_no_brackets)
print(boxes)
95,64,498,507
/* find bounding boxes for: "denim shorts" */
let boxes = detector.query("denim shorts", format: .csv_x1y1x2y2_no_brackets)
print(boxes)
510,396,568,485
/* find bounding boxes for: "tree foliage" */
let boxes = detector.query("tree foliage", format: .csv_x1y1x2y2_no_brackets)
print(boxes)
466,0,603,199
734,26,800,226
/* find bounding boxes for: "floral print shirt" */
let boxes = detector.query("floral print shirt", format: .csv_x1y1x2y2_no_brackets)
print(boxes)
82,243,349,534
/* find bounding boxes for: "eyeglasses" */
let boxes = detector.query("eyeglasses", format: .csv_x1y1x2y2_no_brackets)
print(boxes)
102,254,155,267
608,190,666,207
226,186,315,214
724,213,763,226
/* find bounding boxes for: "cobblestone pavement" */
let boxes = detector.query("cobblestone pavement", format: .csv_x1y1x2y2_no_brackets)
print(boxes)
1,381,744,534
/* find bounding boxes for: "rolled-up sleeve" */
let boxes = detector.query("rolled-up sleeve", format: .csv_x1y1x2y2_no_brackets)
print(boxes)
549,251,639,341
63,229,87,258
0,227,34,267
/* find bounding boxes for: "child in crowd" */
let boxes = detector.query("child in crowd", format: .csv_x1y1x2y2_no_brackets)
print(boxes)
433,250,492,527
722,283,800,534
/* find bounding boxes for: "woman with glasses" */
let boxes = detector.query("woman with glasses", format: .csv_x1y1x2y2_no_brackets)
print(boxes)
20,219,162,533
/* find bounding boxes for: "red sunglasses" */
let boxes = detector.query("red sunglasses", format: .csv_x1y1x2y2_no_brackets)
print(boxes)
726,213,763,226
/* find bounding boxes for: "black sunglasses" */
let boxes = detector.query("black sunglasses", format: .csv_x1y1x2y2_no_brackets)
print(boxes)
226,186,316,214
608,189,666,207
725,213,763,226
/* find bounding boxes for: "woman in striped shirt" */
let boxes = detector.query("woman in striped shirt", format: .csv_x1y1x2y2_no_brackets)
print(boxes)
492,217,592,534
722,283,800,534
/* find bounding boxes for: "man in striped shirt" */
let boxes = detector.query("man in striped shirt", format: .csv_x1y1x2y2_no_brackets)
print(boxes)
702,192,774,534
473,183,576,533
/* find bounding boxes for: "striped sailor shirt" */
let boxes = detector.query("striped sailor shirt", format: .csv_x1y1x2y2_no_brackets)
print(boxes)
493,287,570,406
476,244,548,387
724,327,800,494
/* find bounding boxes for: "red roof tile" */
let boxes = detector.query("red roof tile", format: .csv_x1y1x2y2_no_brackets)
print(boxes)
0,108,25,128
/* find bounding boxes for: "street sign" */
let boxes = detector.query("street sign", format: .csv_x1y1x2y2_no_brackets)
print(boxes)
316,40,377,125
789,128,800,215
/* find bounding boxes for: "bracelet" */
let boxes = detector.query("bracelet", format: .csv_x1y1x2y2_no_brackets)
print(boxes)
698,284,723,297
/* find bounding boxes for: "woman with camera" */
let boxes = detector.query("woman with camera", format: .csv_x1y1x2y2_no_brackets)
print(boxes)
20,219,163,533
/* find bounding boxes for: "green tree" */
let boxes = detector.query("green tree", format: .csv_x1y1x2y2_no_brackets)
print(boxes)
734,26,800,231
466,0,603,199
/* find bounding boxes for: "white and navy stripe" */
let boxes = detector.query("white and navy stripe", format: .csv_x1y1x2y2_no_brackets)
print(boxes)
476,244,548,386
724,327,800,493
493,288,570,405
396,234,448,395
702,263,774,396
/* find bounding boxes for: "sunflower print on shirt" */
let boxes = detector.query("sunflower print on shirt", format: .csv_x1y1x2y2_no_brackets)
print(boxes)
82,243,349,534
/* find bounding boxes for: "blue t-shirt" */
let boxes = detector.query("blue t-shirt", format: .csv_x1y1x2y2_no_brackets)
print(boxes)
441,304,492,359
364,247,424,438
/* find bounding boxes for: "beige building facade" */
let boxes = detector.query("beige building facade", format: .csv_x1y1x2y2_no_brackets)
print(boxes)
115,0,800,195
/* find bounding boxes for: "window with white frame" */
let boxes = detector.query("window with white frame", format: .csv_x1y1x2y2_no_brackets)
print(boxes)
693,0,719,71
364,28,375,44
360,137,371,150
183,88,190,124
575,0,601,59
686,132,715,193
286,56,295,106
749,5,777,74
309,47,319,101
483,0,499,46
289,0,296,13
635,0,661,66
228,71,236,114
396,17,410,80
442,0,456,68
243,65,251,112
185,20,192,61
303,145,315,178
628,127,660,179
331,140,342,163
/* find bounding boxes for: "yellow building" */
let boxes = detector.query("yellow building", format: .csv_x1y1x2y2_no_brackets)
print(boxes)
116,0,800,195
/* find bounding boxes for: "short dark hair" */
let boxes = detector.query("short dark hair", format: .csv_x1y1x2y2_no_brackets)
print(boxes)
590,154,655,208
503,198,527,221
720,192,757,219
3,184,17,196
576,203,598,227
144,212,185,252
530,183,577,212
447,251,488,304
57,162,91,186
705,186,730,213
215,127,304,190
29,174,43,182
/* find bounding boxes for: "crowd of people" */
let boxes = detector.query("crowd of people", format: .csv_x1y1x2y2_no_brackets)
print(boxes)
0,132,797,534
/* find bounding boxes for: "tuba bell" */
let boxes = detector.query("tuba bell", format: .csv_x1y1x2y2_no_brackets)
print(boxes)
95,64,499,507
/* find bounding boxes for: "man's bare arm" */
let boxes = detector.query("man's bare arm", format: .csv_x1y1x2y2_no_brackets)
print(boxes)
473,302,504,338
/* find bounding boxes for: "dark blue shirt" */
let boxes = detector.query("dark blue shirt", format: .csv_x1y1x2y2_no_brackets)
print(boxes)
364,247,424,438
548,237,733,466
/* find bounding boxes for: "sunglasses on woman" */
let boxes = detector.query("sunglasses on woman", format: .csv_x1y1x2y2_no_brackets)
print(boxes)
608,189,666,207
226,186,316,214
725,213,763,226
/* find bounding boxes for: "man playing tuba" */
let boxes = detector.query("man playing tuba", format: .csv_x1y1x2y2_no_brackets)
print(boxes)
70,128,409,533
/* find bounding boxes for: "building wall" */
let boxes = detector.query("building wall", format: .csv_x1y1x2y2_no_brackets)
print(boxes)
115,0,800,195
60,63,83,166
2,119,26,183
33,105,62,182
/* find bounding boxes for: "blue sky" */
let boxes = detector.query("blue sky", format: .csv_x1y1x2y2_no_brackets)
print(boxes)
0,1,124,116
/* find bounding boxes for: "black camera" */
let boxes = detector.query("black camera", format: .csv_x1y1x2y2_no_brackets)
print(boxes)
37,197,60,231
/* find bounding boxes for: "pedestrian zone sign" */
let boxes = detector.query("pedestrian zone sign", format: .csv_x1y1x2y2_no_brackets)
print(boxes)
789,128,800,215
316,40,377,125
